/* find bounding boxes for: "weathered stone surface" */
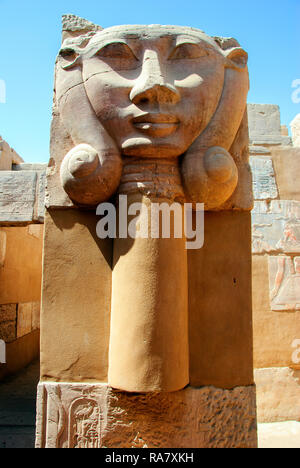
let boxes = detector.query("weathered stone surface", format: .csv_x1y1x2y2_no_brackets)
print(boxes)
255,367,300,423
16,301,40,335
252,200,300,254
0,170,46,225
0,137,23,171
17,303,32,338
0,172,37,224
249,156,278,200
0,321,16,343
12,163,47,172
249,145,271,155
268,256,300,311
248,104,282,136
37,171,46,222
248,104,292,147
0,304,17,323
62,14,102,36
290,114,300,147
36,382,257,448
270,147,300,201
31,302,40,330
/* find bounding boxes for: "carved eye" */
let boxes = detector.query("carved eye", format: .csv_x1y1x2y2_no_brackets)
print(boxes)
97,42,138,61
169,43,208,60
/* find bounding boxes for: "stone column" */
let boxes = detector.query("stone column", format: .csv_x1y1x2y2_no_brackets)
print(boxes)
108,158,189,392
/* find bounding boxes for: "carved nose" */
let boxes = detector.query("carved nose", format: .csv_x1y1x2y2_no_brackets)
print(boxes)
130,51,180,105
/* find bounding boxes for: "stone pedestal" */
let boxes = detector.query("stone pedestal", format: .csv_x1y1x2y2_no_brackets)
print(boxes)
36,382,257,448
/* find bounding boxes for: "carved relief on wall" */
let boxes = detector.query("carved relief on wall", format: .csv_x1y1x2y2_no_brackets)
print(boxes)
35,383,104,449
69,398,101,448
249,156,278,200
269,256,300,311
252,201,300,254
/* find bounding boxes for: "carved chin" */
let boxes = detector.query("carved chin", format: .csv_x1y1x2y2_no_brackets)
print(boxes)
121,136,190,158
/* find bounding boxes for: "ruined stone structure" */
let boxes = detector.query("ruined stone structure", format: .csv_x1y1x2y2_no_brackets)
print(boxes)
248,104,300,425
35,15,257,448
0,138,46,380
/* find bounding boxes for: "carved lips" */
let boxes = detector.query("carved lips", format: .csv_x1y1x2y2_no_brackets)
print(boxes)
132,114,179,138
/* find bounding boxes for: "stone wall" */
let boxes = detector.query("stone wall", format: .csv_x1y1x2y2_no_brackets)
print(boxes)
249,104,300,423
0,147,46,380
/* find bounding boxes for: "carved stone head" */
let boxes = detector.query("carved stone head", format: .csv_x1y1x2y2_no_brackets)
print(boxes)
52,16,251,209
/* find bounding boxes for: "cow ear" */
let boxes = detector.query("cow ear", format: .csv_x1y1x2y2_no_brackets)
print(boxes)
225,47,248,69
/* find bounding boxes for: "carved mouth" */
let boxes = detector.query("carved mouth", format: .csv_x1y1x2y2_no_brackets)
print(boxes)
132,114,179,138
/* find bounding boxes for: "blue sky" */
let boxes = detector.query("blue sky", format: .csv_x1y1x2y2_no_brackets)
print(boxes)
0,0,299,163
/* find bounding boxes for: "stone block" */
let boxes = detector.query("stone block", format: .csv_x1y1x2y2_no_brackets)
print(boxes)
255,367,300,423
271,147,300,201
17,303,32,338
252,200,300,254
0,321,16,343
0,304,17,322
249,156,278,200
12,163,47,172
0,138,23,171
248,104,282,137
247,104,292,146
0,171,37,224
35,382,257,448
31,302,40,330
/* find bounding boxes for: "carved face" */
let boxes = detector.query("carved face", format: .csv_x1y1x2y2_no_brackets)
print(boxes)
75,26,227,158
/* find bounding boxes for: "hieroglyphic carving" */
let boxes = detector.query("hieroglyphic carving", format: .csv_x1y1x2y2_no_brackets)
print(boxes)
268,256,300,311
69,398,101,448
249,156,278,200
252,201,300,254
35,383,103,448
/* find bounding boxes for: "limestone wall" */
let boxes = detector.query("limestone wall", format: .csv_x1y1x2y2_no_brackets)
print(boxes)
249,104,300,423
0,152,46,380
